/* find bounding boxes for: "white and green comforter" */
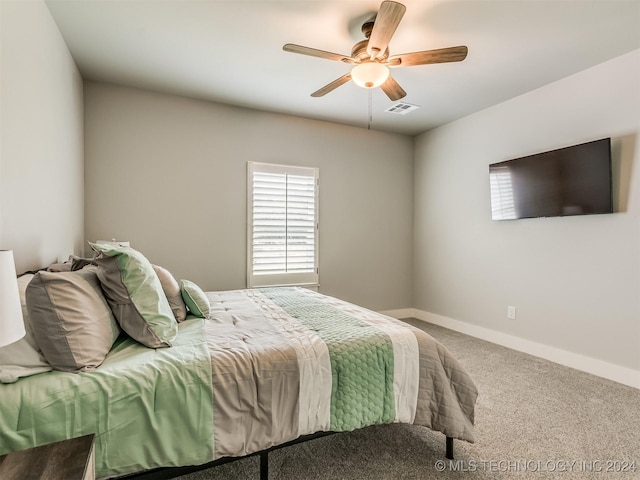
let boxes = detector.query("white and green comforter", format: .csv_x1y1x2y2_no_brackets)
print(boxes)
0,287,477,478
206,287,477,459
0,318,214,478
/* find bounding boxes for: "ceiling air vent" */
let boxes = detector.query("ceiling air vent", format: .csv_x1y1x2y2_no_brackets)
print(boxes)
385,103,420,115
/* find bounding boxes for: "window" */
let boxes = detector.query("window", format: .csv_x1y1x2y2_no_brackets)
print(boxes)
247,162,319,287
489,166,517,220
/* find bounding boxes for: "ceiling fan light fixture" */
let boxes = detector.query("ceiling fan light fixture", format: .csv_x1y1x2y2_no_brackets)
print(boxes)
283,1,467,100
351,62,389,89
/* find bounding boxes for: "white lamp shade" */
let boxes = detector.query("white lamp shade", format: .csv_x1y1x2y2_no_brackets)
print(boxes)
351,62,390,89
0,250,26,347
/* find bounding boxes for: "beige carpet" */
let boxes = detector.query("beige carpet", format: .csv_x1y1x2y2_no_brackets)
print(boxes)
171,319,640,480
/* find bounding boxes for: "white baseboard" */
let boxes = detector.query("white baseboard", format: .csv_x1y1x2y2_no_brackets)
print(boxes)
380,308,640,390
379,308,415,319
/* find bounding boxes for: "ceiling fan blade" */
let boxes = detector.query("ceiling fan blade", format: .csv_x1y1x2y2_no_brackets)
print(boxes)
283,44,355,64
311,73,352,97
388,46,468,67
380,75,406,101
367,1,406,60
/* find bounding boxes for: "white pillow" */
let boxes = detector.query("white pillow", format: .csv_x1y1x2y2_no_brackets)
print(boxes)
0,274,52,383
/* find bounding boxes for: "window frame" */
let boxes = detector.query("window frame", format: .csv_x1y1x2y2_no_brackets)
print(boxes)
247,161,319,288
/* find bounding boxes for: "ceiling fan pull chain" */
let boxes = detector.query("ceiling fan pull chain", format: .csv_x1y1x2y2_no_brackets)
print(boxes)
368,89,373,130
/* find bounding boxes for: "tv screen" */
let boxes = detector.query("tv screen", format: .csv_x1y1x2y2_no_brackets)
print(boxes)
489,138,612,220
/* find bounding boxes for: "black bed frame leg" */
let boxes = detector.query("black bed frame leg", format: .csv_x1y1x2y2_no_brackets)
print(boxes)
446,436,454,459
260,451,268,480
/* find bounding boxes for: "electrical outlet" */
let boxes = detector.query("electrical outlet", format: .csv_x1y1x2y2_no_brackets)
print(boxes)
507,306,517,320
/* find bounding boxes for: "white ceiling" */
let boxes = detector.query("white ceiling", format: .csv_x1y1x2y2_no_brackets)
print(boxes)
45,0,640,136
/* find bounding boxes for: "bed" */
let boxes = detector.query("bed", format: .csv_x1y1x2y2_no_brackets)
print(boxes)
0,245,477,479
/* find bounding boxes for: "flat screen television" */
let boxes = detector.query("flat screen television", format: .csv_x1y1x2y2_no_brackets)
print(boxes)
489,138,612,220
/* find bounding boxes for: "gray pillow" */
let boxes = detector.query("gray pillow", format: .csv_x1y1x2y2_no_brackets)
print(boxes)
0,274,52,383
153,265,187,323
91,243,177,348
46,261,72,272
70,255,98,271
25,268,121,373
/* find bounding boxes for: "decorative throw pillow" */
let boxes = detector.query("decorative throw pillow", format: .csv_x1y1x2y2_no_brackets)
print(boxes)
153,265,187,323
46,260,73,272
70,255,98,271
25,268,121,373
0,274,52,383
180,279,211,318
91,243,177,348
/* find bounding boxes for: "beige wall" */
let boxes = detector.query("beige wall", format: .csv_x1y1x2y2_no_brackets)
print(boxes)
83,82,414,311
0,0,84,273
413,50,640,374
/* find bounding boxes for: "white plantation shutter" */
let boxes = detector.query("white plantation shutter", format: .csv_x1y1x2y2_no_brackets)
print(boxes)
248,162,319,287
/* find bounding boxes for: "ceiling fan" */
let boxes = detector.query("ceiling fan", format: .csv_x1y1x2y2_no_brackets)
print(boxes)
283,1,468,101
